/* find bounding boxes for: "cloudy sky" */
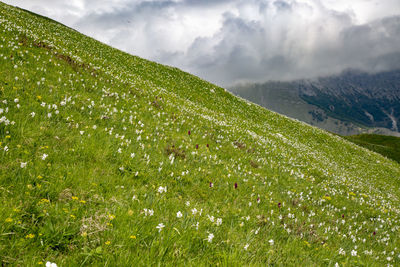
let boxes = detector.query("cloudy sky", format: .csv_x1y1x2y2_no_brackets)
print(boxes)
4,0,400,86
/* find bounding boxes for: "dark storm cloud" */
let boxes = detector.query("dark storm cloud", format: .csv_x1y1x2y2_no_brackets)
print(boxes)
4,0,400,86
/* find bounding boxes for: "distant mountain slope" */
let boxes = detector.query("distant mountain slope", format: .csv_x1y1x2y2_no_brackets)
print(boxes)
1,2,400,266
231,70,400,136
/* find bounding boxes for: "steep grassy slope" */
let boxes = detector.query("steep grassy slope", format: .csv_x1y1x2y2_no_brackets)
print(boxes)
344,134,400,164
1,2,400,266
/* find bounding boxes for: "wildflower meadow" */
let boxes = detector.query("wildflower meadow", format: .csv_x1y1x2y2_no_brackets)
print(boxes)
0,2,400,266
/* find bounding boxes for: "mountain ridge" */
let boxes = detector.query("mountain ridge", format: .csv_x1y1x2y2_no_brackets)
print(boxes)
231,69,400,136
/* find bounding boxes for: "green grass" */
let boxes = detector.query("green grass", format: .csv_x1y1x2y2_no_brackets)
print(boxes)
344,134,400,163
1,2,400,266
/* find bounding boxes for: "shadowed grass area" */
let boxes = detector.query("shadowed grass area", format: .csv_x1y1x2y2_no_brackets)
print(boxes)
344,134,400,163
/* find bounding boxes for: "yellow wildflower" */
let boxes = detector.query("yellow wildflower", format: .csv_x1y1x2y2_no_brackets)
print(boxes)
38,198,49,204
5,217,13,223
129,235,136,239
322,195,331,201
105,241,111,245
25,233,35,239
71,196,78,200
37,95,42,100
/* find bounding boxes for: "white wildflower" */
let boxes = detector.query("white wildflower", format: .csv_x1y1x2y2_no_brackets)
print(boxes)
176,211,183,218
45,262,57,267
269,239,274,246
156,223,165,232
20,162,27,168
157,186,167,194
41,154,48,160
143,208,154,216
207,233,214,243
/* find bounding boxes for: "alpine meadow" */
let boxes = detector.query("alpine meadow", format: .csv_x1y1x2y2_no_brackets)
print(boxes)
1,2,400,266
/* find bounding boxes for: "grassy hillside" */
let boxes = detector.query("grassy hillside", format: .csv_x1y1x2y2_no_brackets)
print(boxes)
344,134,400,164
1,2,400,266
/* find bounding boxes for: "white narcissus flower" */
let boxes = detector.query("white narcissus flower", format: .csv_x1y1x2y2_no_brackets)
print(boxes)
157,186,167,194
207,233,214,243
156,223,165,232
46,262,57,267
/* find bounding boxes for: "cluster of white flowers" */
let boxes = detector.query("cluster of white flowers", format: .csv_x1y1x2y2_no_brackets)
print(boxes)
143,208,154,216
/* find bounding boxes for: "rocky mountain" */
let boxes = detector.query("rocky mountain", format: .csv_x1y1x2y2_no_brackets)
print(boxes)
231,69,400,136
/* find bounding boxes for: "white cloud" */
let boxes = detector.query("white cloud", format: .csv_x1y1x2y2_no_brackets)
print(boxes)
3,0,400,86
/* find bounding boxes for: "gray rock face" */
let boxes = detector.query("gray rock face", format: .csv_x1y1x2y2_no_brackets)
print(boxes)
230,69,400,136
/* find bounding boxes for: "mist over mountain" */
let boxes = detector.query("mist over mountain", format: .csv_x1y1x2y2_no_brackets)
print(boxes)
231,69,400,136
